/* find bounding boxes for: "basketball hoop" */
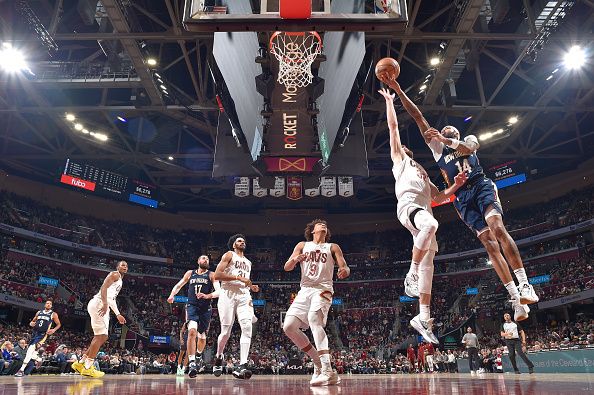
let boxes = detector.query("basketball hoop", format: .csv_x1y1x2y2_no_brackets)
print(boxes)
269,31,322,88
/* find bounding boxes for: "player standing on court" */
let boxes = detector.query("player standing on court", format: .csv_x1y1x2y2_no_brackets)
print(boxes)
381,76,539,322
167,255,220,377
378,86,466,343
14,300,61,377
282,219,350,386
72,260,127,378
212,234,259,379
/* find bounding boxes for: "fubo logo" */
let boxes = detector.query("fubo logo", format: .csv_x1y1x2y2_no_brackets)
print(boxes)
60,174,96,192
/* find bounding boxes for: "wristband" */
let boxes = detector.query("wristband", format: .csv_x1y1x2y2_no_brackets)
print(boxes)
447,139,460,149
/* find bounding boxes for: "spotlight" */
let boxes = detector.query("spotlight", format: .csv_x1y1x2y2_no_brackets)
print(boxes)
74,123,83,131
494,128,504,134
117,116,127,123
564,45,585,70
0,45,29,73
154,72,161,78
147,58,157,66
546,75,553,81
479,132,493,141
464,116,472,122
94,133,108,142
160,84,167,90
419,84,427,91
65,114,75,121
429,57,440,66
508,116,518,125
168,156,174,161
82,129,89,134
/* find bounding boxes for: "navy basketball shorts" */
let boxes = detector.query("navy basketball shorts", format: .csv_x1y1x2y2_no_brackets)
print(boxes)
186,304,212,334
453,177,502,235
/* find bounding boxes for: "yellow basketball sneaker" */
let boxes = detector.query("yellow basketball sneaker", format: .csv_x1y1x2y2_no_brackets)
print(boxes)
71,361,84,374
81,366,105,378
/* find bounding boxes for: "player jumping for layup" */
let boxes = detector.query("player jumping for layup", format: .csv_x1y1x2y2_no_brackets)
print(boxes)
213,234,259,379
15,300,61,377
167,255,220,378
379,87,466,343
382,77,539,321
283,219,350,386
72,260,127,378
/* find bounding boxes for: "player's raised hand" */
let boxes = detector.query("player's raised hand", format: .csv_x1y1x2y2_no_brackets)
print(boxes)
250,284,260,293
423,127,441,141
454,172,468,186
337,266,350,279
167,296,174,304
377,88,395,101
116,314,126,325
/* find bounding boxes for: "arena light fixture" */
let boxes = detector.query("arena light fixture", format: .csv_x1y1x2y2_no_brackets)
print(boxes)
464,116,472,122
546,75,553,81
429,57,440,66
82,128,89,134
147,58,157,66
168,156,174,161
0,43,29,73
159,84,167,91
117,116,127,123
564,45,586,70
508,116,518,125
419,84,427,91
479,132,493,141
65,113,75,121
74,123,84,131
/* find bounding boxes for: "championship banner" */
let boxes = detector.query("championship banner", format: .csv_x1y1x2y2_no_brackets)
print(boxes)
263,157,319,172
269,177,286,197
234,177,250,197
253,178,268,197
320,176,337,197
338,177,354,197
305,187,320,197
286,177,302,200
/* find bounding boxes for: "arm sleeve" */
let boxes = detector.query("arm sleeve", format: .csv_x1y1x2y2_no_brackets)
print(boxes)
428,139,445,162
108,299,121,316
210,280,221,298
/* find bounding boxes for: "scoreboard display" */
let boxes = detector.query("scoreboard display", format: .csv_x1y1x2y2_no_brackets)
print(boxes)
486,160,527,189
60,159,159,208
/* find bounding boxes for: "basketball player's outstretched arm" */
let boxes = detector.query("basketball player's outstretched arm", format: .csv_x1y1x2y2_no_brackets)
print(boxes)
331,244,350,280
429,172,468,203
284,242,307,271
381,76,432,143
214,251,252,286
29,312,39,327
47,312,61,335
378,87,405,163
424,128,480,156
167,270,193,303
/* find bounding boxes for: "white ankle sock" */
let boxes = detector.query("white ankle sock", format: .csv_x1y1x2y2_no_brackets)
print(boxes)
408,261,419,276
419,304,430,321
513,268,528,284
505,281,520,299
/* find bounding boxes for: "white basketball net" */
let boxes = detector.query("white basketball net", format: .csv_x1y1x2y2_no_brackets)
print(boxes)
270,31,322,88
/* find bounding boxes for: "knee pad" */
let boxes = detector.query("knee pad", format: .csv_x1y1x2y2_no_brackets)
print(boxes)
239,319,252,340
187,320,198,332
413,210,438,251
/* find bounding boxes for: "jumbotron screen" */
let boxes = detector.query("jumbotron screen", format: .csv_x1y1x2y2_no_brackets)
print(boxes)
60,159,159,208
486,160,527,189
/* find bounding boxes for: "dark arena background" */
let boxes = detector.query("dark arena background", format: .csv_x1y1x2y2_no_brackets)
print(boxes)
0,0,593,394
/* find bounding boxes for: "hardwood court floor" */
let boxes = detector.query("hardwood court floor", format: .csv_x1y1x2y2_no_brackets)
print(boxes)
1,373,593,394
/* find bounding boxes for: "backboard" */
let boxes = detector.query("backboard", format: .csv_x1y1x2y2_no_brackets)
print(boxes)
183,0,408,33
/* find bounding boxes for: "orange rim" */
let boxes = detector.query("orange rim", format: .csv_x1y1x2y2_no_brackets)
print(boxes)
269,31,322,64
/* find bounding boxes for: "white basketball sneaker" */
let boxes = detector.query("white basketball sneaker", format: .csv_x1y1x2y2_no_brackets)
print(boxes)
512,298,530,321
309,365,322,385
404,272,420,298
410,315,439,344
310,369,340,386
518,283,539,304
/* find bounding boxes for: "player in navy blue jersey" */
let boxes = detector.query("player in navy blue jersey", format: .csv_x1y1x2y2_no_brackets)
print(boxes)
15,300,61,377
381,76,539,322
168,255,220,378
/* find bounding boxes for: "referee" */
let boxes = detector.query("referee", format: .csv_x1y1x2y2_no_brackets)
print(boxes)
500,313,534,374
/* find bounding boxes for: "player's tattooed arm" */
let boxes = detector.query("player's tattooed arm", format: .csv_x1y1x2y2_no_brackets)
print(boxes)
47,312,61,335
284,241,306,271
214,251,252,286
331,243,350,280
167,270,193,303
384,78,432,143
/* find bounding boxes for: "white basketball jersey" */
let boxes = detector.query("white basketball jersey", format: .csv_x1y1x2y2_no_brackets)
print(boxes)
392,156,432,217
222,251,252,289
300,242,335,292
94,273,122,301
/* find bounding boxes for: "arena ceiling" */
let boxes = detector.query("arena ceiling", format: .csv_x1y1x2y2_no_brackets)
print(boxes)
0,0,593,214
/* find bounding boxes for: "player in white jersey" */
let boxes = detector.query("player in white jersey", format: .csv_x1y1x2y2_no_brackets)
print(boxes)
379,88,466,343
213,234,260,379
72,260,127,378
283,219,350,386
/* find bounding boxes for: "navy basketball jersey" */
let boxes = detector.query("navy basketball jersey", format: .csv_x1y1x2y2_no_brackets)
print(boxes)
428,135,484,187
34,309,53,333
187,270,214,307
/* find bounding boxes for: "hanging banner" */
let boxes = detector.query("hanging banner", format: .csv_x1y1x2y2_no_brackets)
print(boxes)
305,187,320,197
338,177,354,197
234,177,250,197
269,177,286,197
287,177,303,200
253,178,268,197
320,177,336,197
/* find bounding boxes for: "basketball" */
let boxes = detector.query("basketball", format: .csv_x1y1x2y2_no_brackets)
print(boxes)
375,57,400,81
